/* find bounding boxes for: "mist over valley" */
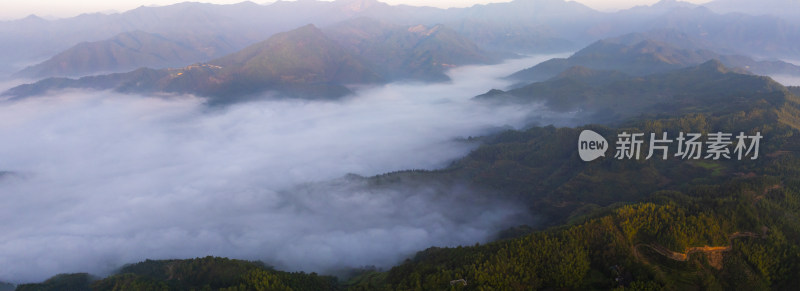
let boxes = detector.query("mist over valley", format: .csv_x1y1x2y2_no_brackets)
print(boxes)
3,0,800,289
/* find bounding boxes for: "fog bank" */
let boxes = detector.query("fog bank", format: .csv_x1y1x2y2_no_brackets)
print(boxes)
0,55,568,283
770,74,800,87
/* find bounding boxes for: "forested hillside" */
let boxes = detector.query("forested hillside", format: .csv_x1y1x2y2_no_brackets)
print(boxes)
16,257,338,291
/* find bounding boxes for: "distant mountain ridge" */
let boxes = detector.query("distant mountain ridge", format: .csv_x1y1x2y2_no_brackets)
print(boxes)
704,0,800,20
4,25,383,103
14,15,496,81
5,0,800,101
15,31,232,78
5,0,800,76
484,60,791,123
4,20,499,103
507,33,800,83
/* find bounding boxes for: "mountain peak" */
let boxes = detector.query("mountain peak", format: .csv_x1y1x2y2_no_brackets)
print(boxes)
19,14,47,23
229,23,326,53
293,23,322,34
199,23,382,98
698,59,729,73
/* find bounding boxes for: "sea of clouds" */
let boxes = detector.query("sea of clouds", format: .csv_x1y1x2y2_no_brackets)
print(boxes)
0,55,574,283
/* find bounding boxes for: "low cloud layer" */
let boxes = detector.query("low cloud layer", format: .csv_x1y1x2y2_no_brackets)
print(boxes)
0,55,568,283
770,74,800,87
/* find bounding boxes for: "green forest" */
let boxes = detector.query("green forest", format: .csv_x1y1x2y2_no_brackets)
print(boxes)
341,66,800,290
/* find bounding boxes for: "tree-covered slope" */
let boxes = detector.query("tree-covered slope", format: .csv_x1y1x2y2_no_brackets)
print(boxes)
484,60,794,124
18,257,338,291
345,71,800,290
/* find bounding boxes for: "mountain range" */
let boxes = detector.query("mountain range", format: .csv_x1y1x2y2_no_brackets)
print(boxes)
4,0,800,77
486,60,792,123
507,32,800,83
9,25,800,105
4,25,386,103
14,30,233,78
4,16,502,102
704,0,800,20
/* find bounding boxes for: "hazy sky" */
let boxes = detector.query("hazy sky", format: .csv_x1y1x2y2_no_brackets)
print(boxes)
1,0,712,20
